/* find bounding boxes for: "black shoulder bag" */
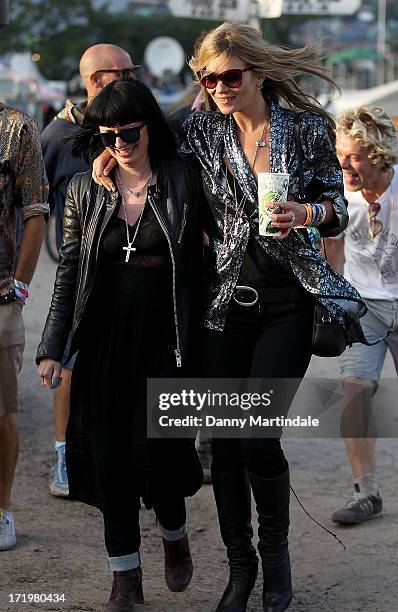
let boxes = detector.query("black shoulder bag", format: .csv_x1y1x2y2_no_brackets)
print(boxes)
292,113,387,357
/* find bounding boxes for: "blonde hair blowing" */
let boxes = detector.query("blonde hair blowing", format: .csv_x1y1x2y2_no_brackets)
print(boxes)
189,21,336,128
337,106,398,169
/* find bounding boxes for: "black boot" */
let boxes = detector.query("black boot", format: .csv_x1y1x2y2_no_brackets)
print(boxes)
212,467,258,612
249,469,292,612
106,567,144,611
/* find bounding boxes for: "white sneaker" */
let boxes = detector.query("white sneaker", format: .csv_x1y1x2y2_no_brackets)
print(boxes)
49,444,69,497
0,509,16,551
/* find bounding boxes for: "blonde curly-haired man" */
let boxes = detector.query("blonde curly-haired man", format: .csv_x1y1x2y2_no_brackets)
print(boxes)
327,106,398,525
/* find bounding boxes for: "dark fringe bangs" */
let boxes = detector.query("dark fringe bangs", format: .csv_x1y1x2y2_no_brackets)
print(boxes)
65,78,177,165
85,82,148,129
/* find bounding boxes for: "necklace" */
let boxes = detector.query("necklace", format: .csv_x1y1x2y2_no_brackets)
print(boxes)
221,111,270,252
116,170,152,262
222,166,248,253
120,193,146,262
251,120,268,171
119,171,153,198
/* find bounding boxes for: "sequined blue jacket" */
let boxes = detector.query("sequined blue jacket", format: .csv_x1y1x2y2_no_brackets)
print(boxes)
182,102,363,331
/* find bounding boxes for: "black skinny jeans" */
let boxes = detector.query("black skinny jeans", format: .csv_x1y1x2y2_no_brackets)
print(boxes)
104,497,187,558
200,294,314,479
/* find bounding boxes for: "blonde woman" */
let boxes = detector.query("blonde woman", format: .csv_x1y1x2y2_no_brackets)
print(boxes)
182,23,351,612
93,23,362,612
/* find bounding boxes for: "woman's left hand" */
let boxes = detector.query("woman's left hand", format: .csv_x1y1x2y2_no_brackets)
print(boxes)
267,201,307,240
38,358,62,389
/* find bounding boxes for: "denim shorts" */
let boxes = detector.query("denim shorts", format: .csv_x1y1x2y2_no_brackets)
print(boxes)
338,298,398,381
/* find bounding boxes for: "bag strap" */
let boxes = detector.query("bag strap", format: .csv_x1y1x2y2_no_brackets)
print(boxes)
314,293,364,304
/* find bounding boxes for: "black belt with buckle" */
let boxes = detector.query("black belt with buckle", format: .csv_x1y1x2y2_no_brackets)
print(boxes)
233,286,259,307
232,285,309,307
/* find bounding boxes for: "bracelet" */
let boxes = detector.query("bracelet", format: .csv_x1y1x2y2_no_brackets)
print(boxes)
312,203,322,226
303,203,327,227
319,202,327,224
14,279,29,303
14,288,28,303
312,203,327,227
303,203,313,226
14,279,29,292
311,204,319,225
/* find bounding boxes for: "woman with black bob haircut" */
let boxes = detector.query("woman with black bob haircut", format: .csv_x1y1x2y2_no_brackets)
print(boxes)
74,77,177,165
36,78,204,611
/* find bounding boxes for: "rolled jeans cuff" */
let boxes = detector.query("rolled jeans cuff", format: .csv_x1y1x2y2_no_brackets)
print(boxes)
157,521,187,542
108,551,141,572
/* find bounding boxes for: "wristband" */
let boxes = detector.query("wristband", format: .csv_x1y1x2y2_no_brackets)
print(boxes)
311,203,327,227
303,203,327,227
14,288,27,303
318,202,327,224
304,203,314,226
14,279,29,303
14,279,29,291
312,203,322,226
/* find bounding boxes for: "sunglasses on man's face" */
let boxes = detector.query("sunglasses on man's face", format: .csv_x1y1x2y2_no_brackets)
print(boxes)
94,67,139,79
96,123,146,148
197,66,254,90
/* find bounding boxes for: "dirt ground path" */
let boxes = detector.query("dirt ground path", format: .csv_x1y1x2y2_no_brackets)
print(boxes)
1,249,397,612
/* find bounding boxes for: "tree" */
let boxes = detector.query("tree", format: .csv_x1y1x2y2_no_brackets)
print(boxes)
0,0,101,78
0,1,320,81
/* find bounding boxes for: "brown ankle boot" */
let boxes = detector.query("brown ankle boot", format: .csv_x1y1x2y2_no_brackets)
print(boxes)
106,567,144,612
162,533,193,592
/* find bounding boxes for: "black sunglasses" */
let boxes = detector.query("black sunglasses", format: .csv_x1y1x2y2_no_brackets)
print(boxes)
93,67,139,79
197,66,254,90
96,123,146,148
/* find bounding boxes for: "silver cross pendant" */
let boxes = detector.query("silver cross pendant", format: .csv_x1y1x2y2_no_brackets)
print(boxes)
123,242,136,263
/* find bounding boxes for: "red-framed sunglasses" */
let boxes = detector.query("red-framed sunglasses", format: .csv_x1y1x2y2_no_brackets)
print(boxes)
197,66,254,90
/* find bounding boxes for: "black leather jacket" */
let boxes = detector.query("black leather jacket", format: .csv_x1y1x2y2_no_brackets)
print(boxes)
36,156,204,368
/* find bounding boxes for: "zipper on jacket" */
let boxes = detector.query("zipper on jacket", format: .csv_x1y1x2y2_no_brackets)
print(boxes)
73,193,114,336
177,203,188,245
72,194,106,331
95,192,118,263
175,348,182,368
148,192,182,368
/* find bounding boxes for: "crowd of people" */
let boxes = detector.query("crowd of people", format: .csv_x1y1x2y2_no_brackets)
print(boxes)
1,19,397,612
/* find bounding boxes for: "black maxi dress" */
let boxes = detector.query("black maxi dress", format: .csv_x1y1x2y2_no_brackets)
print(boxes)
66,202,202,512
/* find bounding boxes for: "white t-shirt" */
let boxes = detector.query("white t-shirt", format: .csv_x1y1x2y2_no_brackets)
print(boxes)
343,165,398,300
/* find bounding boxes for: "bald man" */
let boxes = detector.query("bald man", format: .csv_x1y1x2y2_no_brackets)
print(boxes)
41,43,137,498
79,43,137,102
